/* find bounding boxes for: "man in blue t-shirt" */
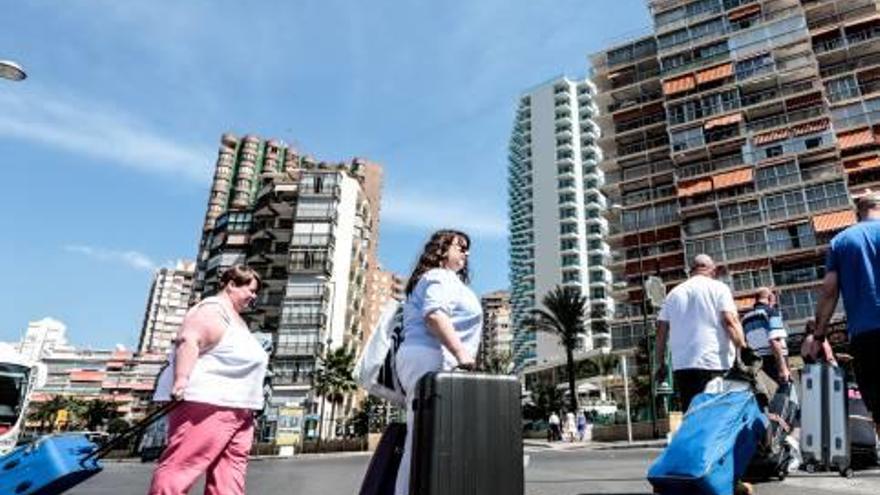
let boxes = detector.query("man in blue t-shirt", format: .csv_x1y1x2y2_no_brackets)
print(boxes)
812,193,880,435
742,287,790,385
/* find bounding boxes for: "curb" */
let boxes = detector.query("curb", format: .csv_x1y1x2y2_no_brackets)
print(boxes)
103,451,374,464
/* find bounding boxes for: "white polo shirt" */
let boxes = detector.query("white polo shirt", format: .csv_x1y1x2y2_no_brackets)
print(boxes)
658,275,738,371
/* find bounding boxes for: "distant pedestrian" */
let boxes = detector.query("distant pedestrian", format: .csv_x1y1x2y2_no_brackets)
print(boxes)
548,412,561,442
564,411,576,442
811,192,880,436
576,410,587,441
655,254,747,412
149,265,269,495
742,287,791,386
393,229,482,495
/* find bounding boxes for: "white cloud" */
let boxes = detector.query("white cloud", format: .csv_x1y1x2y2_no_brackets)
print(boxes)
0,87,213,183
63,244,159,272
383,190,506,238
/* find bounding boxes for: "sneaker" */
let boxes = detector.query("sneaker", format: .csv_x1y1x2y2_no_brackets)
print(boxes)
734,481,754,495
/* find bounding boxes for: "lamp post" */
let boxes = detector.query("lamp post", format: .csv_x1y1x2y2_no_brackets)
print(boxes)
0,60,27,81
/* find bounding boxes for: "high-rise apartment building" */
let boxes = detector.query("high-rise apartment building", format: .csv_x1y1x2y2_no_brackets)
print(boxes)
191,133,382,430
17,317,71,362
592,0,866,349
509,76,613,372
137,260,196,354
478,290,513,365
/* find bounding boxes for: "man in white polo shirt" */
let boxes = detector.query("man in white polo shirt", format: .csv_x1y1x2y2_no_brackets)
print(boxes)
654,254,747,411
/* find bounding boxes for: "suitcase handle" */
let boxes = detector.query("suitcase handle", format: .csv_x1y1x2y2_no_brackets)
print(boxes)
82,400,181,462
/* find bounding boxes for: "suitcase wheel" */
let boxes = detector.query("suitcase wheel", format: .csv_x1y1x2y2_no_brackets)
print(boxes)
805,463,816,473
840,467,854,478
777,469,787,481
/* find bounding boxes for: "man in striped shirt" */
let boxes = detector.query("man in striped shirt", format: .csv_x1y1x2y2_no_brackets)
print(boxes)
742,287,790,385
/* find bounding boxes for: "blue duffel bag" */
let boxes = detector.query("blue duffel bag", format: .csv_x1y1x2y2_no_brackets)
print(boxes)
648,390,768,495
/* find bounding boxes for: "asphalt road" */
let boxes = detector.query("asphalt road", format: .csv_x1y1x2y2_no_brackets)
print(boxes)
68,447,880,495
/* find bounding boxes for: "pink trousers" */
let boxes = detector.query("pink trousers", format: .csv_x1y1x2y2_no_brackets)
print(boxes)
148,401,255,495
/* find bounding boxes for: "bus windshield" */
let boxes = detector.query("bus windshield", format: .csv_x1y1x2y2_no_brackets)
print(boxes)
0,364,30,434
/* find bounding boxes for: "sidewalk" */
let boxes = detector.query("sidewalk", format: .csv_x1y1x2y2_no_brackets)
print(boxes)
523,438,667,451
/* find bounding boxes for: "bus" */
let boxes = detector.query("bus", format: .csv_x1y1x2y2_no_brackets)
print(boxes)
0,343,46,454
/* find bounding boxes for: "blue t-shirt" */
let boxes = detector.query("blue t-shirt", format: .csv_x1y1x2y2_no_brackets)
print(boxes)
826,219,880,337
400,268,483,366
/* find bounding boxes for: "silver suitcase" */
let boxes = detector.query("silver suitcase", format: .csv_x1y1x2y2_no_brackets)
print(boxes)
800,363,852,477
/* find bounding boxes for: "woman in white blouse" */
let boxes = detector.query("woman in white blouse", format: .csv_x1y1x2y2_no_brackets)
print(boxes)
394,229,483,495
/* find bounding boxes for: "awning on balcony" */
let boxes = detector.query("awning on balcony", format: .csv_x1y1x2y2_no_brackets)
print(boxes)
727,258,770,273
754,128,791,145
663,75,696,96
677,177,713,197
727,3,761,22
791,118,830,137
70,370,105,382
735,295,756,311
712,167,753,190
704,112,743,130
696,63,734,85
785,91,823,110
838,128,875,150
812,210,857,234
844,155,880,173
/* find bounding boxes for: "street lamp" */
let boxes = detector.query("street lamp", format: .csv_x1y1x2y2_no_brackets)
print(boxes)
0,60,27,81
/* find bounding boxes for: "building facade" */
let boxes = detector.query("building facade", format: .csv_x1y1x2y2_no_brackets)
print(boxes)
509,76,613,372
592,0,863,349
31,348,166,423
190,133,383,438
478,290,512,365
17,317,71,363
137,260,196,355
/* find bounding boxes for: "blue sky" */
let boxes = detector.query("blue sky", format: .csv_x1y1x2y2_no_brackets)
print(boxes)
0,1,650,349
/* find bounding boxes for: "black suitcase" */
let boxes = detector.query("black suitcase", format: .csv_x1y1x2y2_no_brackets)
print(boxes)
410,372,523,495
848,390,878,468
359,423,406,495
745,384,798,481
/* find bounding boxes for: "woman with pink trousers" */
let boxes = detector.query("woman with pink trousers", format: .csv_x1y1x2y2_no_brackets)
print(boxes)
149,265,269,495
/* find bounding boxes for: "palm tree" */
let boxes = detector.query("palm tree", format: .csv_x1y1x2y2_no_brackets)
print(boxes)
527,285,588,413
83,399,119,431
27,396,63,433
324,346,357,438
62,397,89,431
481,349,513,375
312,366,332,445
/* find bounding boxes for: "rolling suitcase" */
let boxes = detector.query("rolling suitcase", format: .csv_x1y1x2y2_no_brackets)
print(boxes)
800,363,852,476
0,401,177,495
648,389,767,495
410,371,523,495
848,389,879,468
359,423,406,495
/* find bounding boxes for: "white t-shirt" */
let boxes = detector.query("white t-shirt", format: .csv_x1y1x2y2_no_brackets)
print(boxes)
658,275,738,371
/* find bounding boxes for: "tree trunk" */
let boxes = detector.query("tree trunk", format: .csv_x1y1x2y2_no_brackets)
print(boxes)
566,347,578,413
317,397,326,447
329,401,337,440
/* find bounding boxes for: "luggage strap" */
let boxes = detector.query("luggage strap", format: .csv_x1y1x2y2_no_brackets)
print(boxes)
82,400,180,462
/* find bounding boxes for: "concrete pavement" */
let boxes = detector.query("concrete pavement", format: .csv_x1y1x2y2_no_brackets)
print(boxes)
73,447,880,494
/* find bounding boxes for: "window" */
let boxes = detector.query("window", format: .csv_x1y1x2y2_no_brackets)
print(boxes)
825,75,860,103
684,215,719,236
588,239,603,250
558,178,575,189
559,192,576,203
559,207,577,219
561,239,578,250
590,287,606,300
560,222,577,234
686,236,724,261
671,126,704,151
654,6,686,29
767,223,815,252
804,181,848,212
563,270,581,283
658,28,690,50
734,52,773,80
589,254,603,266
690,18,725,42
668,100,699,125
778,287,819,320
763,190,806,221
562,254,579,267
764,145,783,159
697,41,728,61
756,161,800,190
724,228,767,260
732,268,773,291
700,89,739,117
719,200,762,229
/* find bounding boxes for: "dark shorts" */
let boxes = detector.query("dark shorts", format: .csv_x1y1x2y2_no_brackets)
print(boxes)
851,330,880,425
674,368,726,412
